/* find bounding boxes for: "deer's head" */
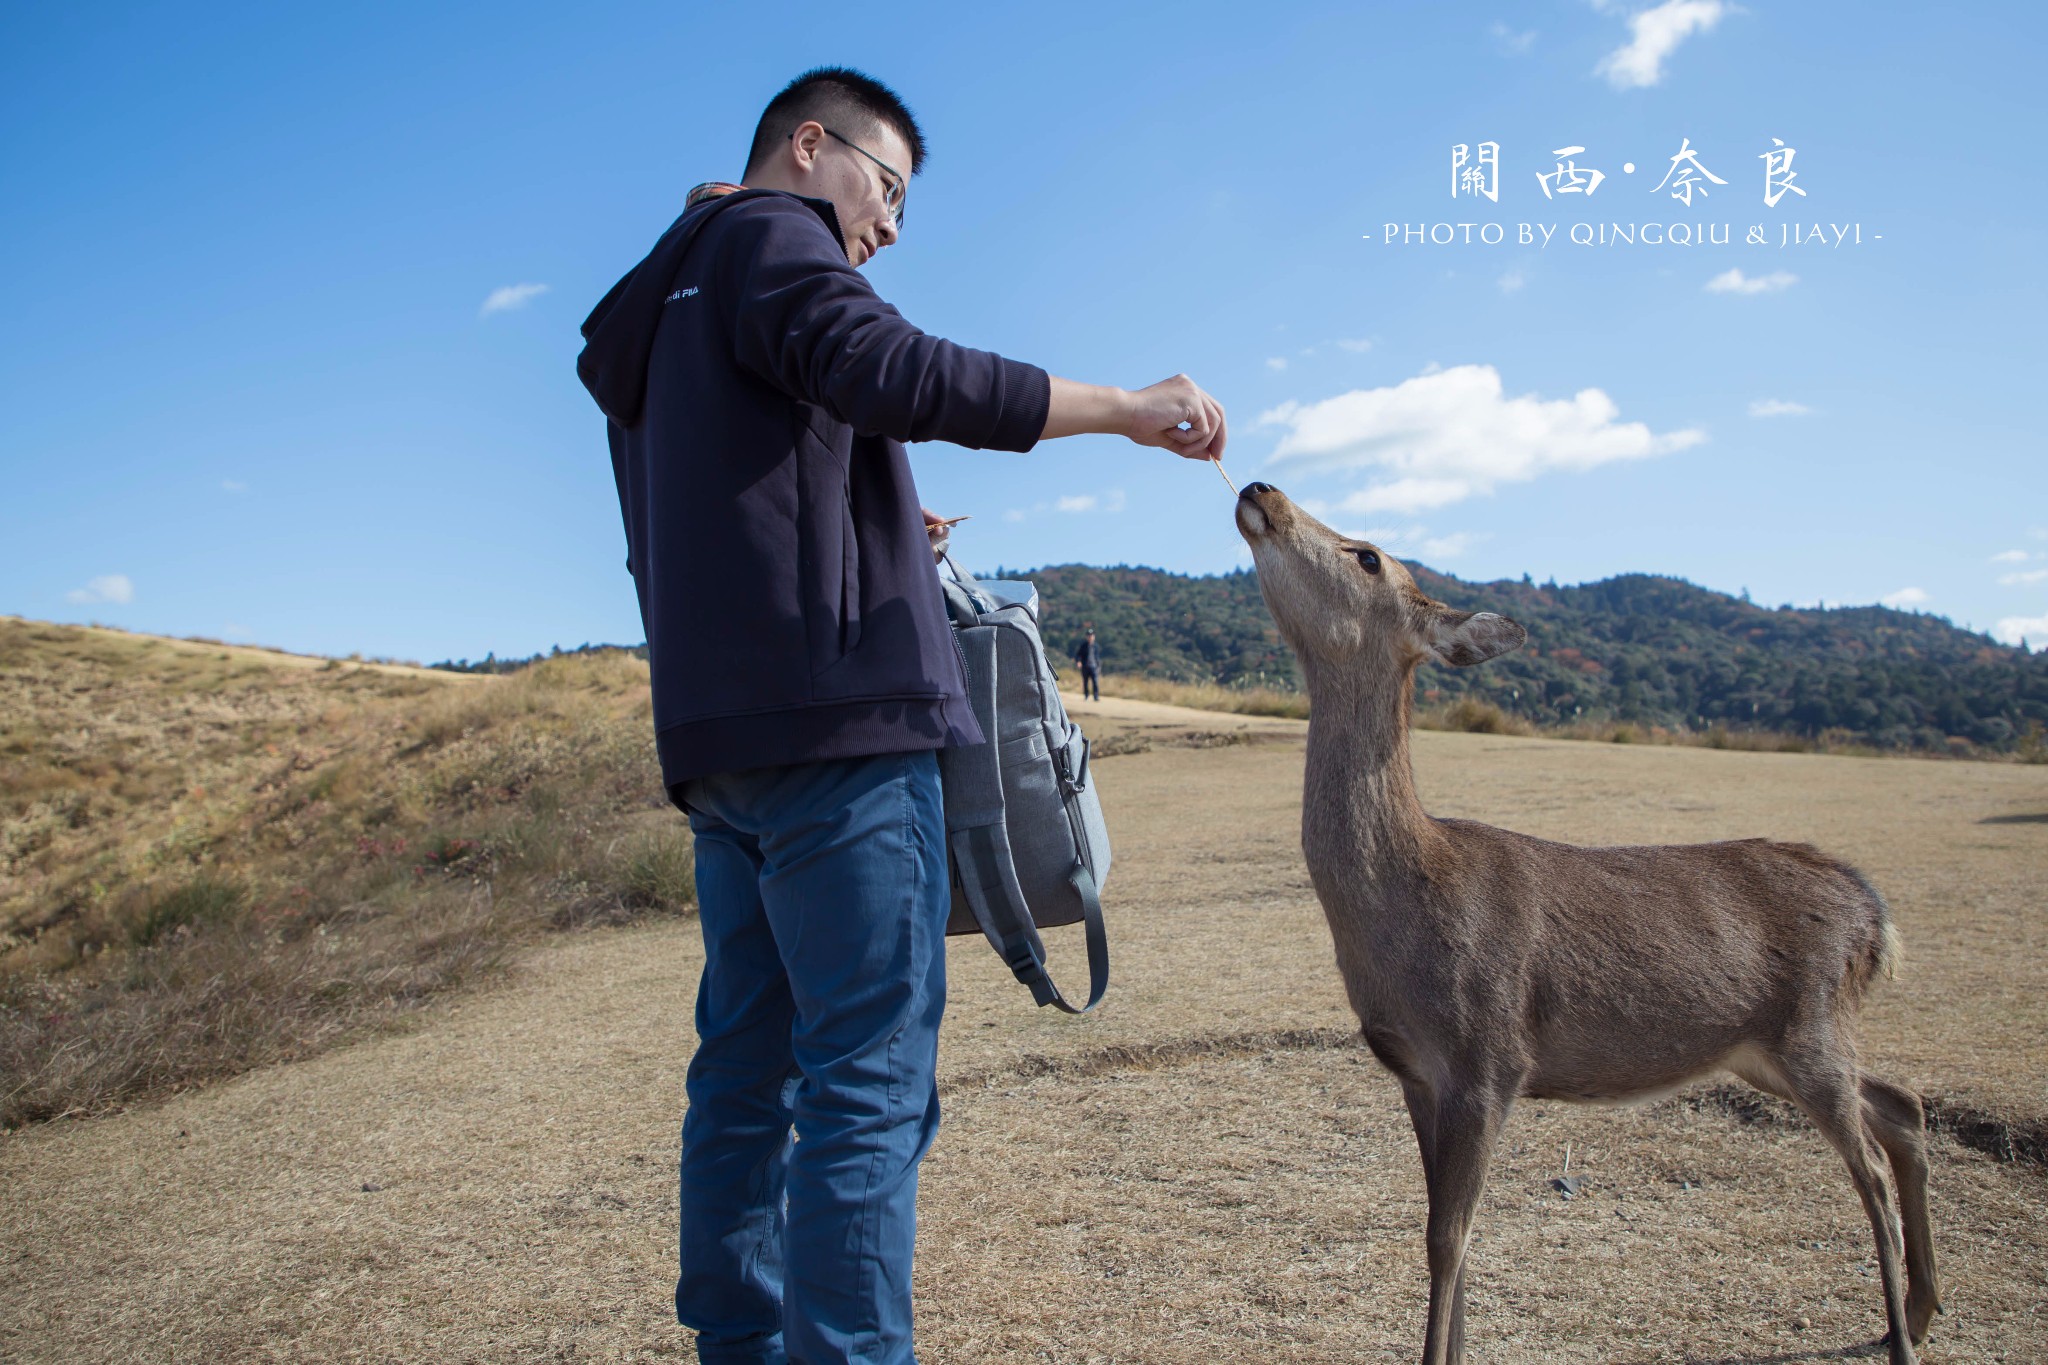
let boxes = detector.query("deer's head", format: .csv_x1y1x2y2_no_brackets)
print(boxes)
1234,482,1527,676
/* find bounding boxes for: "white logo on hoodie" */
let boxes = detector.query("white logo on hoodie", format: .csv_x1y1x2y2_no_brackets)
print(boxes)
666,286,700,303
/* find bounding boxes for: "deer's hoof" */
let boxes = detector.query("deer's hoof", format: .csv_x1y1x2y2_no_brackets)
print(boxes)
1904,1288,1945,1345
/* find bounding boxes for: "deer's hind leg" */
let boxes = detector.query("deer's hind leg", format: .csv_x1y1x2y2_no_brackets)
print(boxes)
1861,1073,1941,1343
1752,1047,1918,1365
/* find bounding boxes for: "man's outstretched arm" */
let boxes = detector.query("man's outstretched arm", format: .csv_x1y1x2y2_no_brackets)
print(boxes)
722,197,1228,461
926,373,1229,553
1043,374,1228,461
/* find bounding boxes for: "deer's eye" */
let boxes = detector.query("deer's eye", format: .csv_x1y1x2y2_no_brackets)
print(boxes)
1353,548,1382,574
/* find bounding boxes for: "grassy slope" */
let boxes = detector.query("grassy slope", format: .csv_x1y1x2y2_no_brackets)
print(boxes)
0,619,692,1126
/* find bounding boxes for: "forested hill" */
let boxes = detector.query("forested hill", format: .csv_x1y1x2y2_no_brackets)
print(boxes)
428,563,2048,754
1001,562,2047,753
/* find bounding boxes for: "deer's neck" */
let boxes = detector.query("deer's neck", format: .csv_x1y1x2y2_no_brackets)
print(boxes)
1300,655,1440,879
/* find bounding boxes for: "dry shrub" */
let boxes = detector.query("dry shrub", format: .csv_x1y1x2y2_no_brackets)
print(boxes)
1703,725,1813,753
549,824,698,931
1080,670,1310,720
129,874,246,946
2020,721,2048,764
0,886,504,1128
616,826,696,913
1418,696,1534,737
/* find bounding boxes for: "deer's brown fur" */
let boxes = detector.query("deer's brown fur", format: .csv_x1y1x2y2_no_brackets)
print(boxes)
1235,483,1938,1365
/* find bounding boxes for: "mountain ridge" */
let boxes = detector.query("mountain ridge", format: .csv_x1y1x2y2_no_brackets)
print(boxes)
430,562,2048,754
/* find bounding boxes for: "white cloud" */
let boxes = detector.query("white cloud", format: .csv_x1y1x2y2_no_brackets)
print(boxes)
1595,0,1731,89
1995,613,2048,648
221,478,248,493
1317,521,1483,563
1706,268,1797,295
1748,398,1810,417
67,573,134,605
480,282,549,317
1265,357,1289,371
1334,338,1374,353
1991,549,2030,563
1010,489,1128,521
1498,270,1526,293
1258,363,1705,515
2001,568,2048,586
1490,21,1537,53
1880,587,1929,608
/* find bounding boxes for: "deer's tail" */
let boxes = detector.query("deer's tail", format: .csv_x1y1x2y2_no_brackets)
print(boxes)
1875,920,1905,982
1843,865,1902,997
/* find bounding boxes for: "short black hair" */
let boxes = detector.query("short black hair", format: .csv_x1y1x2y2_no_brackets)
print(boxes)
744,66,928,179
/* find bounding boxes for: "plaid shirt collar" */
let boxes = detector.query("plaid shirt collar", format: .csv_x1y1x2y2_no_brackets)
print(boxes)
684,180,746,208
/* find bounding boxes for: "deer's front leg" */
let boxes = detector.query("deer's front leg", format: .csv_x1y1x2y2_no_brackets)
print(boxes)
1417,1085,1509,1365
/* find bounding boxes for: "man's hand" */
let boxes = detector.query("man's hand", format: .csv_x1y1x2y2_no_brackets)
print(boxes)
922,508,969,563
1043,374,1227,461
1122,374,1227,462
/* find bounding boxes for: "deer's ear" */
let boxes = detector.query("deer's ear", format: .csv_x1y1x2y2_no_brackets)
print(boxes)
1423,608,1526,667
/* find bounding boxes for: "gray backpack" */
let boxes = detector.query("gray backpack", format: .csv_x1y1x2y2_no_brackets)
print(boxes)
936,555,1110,1012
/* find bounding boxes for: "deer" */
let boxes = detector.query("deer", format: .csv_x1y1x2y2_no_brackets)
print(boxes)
1233,482,1939,1365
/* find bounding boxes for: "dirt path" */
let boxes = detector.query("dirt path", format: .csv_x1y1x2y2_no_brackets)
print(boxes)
4,704,2044,1363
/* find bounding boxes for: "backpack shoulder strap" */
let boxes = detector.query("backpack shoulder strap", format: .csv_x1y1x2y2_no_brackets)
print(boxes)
941,607,1106,1013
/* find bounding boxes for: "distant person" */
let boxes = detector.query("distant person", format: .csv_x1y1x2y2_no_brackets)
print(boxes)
1073,628,1102,701
576,67,1226,1365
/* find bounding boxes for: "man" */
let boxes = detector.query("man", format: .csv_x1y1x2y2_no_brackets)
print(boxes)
1073,628,1102,702
576,67,1225,1365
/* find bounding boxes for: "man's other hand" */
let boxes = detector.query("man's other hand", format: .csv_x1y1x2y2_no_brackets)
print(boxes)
922,508,968,563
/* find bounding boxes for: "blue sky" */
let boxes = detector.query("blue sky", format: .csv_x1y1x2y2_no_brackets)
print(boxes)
4,1,2045,662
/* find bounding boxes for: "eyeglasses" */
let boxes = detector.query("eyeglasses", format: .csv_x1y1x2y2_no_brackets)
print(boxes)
803,125,907,228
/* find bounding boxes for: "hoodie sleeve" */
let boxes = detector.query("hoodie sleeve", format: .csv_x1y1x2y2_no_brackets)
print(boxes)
716,199,1050,452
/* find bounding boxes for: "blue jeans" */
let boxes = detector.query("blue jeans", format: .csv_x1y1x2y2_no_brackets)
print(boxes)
674,748,949,1365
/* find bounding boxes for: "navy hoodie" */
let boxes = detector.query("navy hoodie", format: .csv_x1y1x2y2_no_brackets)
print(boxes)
577,188,1051,801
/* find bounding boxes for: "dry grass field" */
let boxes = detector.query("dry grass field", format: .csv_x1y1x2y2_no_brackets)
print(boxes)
2,635,2044,1362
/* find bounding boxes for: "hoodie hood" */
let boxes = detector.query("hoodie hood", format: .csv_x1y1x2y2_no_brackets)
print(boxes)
577,185,846,428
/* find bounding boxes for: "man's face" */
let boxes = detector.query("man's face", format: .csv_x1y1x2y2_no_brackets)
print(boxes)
795,120,909,270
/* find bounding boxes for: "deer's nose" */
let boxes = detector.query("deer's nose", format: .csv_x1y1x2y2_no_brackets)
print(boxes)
1241,481,1276,497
